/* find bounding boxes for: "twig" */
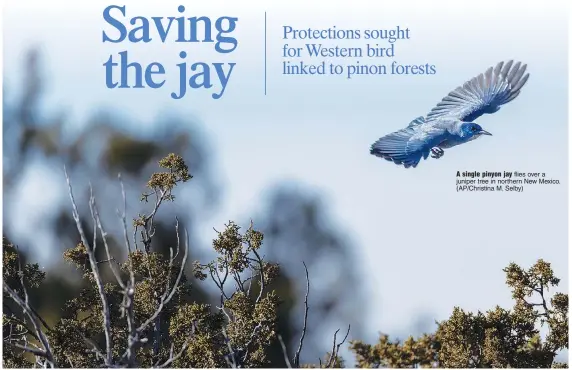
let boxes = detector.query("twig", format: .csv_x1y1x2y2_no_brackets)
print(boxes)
114,174,139,366
90,185,126,290
326,329,340,368
3,283,54,367
65,166,113,366
122,281,137,367
241,323,263,364
210,265,230,301
91,185,97,256
3,248,55,367
4,341,49,358
278,334,293,368
116,174,133,255
140,184,170,253
212,259,233,323
231,270,245,293
136,226,189,333
293,261,310,368
222,328,238,368
152,232,177,357
325,325,351,368
173,216,181,261
536,284,551,320
251,249,266,304
335,325,351,359
3,315,41,343
246,268,255,297
79,335,107,362
156,322,196,368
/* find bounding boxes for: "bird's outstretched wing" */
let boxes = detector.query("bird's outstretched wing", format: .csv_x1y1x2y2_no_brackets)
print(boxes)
425,61,529,122
370,123,448,168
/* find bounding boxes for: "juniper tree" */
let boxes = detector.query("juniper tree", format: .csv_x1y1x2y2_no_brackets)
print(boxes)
349,260,569,368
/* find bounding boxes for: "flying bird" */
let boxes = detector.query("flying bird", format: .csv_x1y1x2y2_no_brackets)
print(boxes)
370,60,529,168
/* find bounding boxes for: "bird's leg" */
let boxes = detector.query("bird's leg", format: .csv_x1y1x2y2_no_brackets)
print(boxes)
431,147,445,159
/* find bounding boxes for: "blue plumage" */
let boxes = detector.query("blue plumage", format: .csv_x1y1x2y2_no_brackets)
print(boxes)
370,60,529,168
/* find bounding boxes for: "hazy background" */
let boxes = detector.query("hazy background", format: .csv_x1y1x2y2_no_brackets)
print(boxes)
2,0,569,364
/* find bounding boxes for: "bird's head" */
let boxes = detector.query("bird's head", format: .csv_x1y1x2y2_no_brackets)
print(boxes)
460,122,492,138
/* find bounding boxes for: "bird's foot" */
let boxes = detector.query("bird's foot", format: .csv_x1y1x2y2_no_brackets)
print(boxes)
431,147,445,159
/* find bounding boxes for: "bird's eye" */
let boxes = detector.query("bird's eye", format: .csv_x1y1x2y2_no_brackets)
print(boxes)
472,126,478,132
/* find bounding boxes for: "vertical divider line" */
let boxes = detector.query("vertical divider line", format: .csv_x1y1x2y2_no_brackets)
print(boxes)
264,11,267,96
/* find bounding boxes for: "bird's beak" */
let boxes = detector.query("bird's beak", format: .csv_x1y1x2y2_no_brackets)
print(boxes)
479,130,492,136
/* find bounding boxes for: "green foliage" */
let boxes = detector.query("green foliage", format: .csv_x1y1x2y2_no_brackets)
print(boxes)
143,152,192,202
3,238,46,292
350,333,438,368
349,260,568,368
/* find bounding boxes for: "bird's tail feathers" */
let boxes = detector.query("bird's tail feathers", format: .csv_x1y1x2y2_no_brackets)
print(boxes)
370,127,427,168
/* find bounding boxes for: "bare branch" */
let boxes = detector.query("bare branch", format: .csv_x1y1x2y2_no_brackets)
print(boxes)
325,324,351,368
9,300,106,365
114,174,139,366
3,282,54,367
212,263,233,323
210,264,230,301
3,248,55,367
326,329,340,368
3,315,42,343
16,246,30,307
242,322,264,364
140,184,171,253
173,223,181,261
293,261,310,368
91,185,97,256
218,304,233,324
90,186,126,290
116,173,133,255
151,221,180,357
336,325,351,357
222,328,238,368
4,341,49,358
252,248,266,304
246,268,255,297
65,166,113,366
224,354,238,369
278,334,293,368
122,281,138,367
231,269,246,293
224,356,237,368
136,225,189,333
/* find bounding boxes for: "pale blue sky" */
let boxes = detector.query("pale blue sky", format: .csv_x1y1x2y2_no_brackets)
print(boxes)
3,0,569,350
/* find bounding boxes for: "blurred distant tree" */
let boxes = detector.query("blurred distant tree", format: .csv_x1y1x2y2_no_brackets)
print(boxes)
2,49,220,243
3,48,219,335
349,260,569,368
